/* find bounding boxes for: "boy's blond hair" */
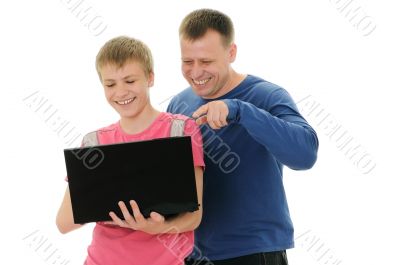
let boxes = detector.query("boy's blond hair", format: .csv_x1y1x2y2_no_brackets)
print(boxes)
95,36,154,79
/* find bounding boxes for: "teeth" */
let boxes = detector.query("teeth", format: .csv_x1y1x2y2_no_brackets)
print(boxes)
193,78,211,85
116,98,135,105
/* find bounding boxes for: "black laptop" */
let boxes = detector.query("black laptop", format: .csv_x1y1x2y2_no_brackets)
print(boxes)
63,136,199,224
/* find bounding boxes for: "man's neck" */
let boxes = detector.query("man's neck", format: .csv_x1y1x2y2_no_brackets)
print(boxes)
204,70,247,99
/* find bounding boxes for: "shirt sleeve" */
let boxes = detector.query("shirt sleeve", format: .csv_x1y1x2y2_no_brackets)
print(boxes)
223,88,318,170
64,132,98,181
183,119,205,168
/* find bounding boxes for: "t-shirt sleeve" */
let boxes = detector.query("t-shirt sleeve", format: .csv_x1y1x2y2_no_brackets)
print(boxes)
64,131,98,182
184,119,205,168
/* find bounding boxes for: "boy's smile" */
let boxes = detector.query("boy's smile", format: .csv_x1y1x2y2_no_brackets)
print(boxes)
99,61,154,123
116,97,136,105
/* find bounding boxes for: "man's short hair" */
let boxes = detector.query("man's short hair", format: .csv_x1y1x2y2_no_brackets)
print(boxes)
95,36,153,79
179,9,235,47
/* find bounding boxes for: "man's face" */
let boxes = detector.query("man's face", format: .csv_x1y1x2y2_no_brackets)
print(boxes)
100,61,154,121
180,30,236,99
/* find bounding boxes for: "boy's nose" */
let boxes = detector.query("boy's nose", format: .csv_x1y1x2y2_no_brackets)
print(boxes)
115,86,129,98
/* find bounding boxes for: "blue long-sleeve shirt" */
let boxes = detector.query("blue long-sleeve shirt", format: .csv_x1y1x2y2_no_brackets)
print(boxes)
167,75,318,260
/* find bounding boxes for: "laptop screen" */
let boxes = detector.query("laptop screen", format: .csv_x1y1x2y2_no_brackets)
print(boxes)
64,136,198,224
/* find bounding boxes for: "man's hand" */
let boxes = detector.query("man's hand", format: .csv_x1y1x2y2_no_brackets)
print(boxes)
104,200,166,235
192,100,229,129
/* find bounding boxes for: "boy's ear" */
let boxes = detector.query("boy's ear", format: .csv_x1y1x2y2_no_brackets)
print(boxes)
148,72,154,87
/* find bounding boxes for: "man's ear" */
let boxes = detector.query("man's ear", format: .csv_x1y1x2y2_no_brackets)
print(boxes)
148,72,155,87
228,43,237,63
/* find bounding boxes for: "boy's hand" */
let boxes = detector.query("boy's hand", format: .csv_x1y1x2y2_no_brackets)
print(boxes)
104,200,166,234
192,100,229,129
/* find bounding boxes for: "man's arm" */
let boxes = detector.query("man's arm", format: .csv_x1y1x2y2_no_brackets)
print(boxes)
193,90,318,170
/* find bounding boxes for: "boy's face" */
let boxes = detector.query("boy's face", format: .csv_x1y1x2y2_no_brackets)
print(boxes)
99,61,154,121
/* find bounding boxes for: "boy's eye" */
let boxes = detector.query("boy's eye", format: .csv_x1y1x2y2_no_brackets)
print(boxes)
105,84,115,88
126,80,135,84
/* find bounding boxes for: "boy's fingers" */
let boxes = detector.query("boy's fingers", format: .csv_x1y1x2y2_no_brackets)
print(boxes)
109,211,126,227
118,201,135,224
101,221,117,226
130,200,145,223
150,212,165,223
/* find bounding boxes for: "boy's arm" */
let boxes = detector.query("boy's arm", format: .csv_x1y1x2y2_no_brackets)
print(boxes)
162,166,203,232
106,166,203,234
56,186,84,234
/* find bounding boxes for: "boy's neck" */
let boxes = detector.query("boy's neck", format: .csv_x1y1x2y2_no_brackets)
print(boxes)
119,106,161,135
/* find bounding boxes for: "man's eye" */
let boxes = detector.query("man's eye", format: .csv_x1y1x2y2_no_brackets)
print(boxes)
183,60,193,64
126,80,135,84
106,84,115,88
202,61,212,64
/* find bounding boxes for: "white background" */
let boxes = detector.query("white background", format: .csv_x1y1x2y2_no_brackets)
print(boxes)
1,0,399,264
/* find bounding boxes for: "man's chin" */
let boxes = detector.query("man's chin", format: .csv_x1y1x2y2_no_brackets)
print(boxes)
192,86,213,97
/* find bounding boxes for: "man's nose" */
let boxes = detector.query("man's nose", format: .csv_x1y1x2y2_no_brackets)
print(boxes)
191,63,204,79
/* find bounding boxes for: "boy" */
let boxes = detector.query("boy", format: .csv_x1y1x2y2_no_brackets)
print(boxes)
56,36,204,265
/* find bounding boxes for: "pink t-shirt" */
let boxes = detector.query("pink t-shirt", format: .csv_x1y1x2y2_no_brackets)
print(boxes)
83,112,204,265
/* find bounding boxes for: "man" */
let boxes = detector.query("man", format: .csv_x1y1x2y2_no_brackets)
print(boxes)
167,9,319,265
